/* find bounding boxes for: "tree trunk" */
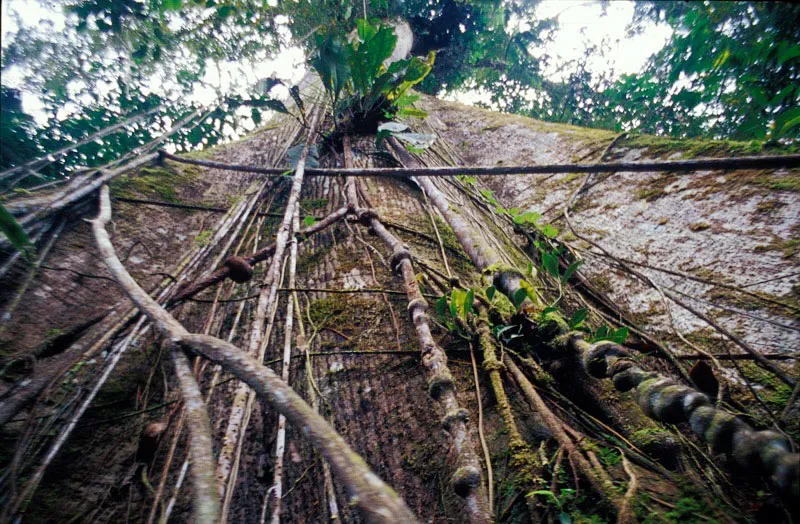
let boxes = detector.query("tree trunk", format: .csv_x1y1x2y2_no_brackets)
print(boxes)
1,88,797,523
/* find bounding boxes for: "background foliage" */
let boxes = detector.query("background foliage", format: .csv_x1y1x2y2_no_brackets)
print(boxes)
1,0,798,186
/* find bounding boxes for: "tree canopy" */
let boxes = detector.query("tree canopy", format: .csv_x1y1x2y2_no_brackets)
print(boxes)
1,0,798,184
606,1,800,141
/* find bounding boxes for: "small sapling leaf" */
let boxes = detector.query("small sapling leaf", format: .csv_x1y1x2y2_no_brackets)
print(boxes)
539,224,559,238
594,324,609,341
513,288,528,310
568,308,588,329
542,252,560,279
0,204,30,256
434,295,448,318
611,327,629,344
561,260,583,283
464,289,474,318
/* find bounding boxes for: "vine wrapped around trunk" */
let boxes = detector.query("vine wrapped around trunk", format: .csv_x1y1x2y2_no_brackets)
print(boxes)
569,333,800,497
343,136,490,523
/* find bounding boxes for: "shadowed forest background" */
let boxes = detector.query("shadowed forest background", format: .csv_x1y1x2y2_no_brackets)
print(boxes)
0,1,799,523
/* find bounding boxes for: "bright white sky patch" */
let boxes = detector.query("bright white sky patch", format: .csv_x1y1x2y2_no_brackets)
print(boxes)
3,0,68,124
2,0,65,36
533,0,672,81
446,0,672,108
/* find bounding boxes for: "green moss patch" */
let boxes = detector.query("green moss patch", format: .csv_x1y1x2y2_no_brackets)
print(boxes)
625,134,769,159
740,171,800,193
194,229,213,247
753,228,800,258
110,163,199,203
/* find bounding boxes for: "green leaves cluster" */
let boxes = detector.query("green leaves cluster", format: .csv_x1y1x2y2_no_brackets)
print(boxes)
529,488,577,524
7,0,796,197
484,189,559,240
539,250,582,285
561,306,629,343
590,324,629,344
309,18,434,125
514,210,558,239
627,2,800,141
1,0,289,182
444,1,800,143
530,1,800,142
433,287,475,335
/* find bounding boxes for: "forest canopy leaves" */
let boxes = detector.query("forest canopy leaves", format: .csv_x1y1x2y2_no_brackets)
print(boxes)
620,1,800,141
2,0,798,185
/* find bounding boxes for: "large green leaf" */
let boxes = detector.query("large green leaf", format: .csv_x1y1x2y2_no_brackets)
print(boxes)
396,106,428,118
568,308,588,329
773,107,800,138
365,58,411,106
449,289,461,320
463,289,474,318
512,288,528,310
611,327,629,344
348,20,397,96
541,252,560,279
778,114,800,137
356,18,379,43
434,295,448,318
389,54,434,99
778,44,800,64
310,32,351,103
561,260,583,283
0,204,31,255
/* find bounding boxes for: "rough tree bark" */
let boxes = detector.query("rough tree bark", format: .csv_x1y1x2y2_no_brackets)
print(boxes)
1,87,798,524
